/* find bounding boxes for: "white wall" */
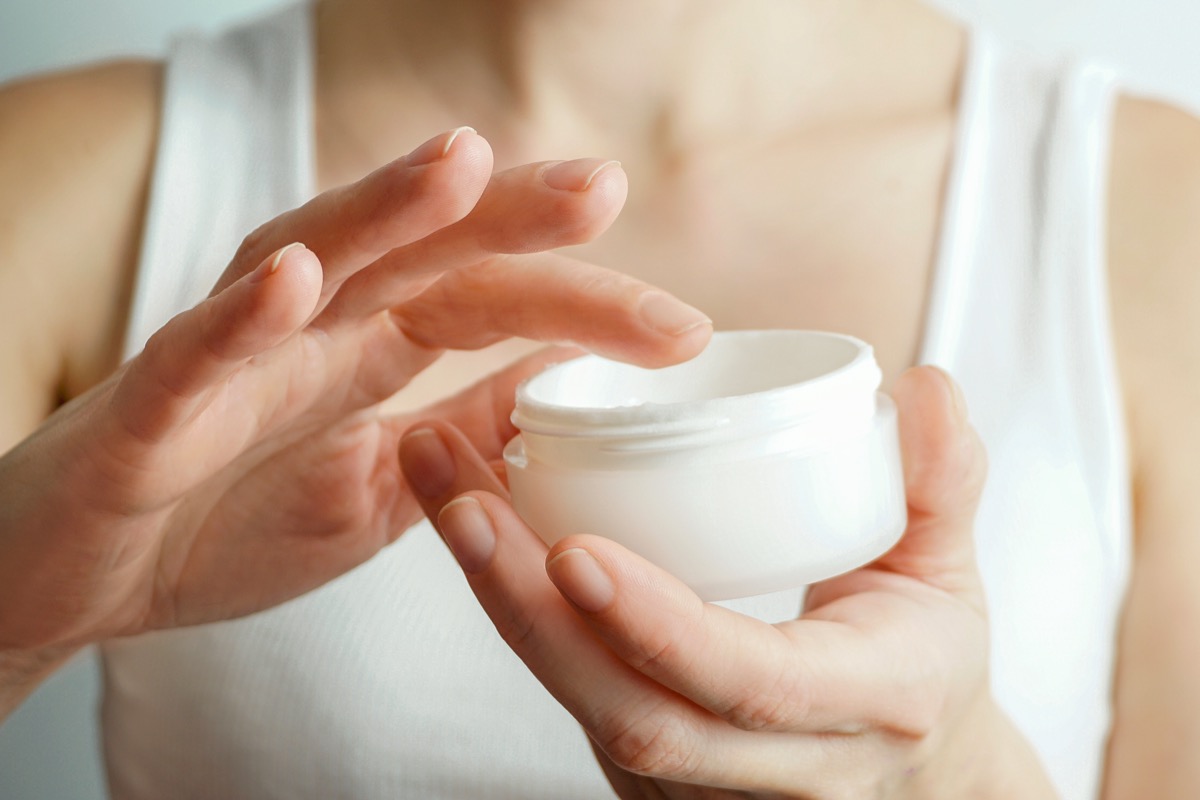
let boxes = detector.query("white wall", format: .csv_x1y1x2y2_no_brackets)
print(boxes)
0,0,287,82
1,2,1198,799
927,0,1200,114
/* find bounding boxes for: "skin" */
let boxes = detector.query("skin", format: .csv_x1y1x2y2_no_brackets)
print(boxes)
0,128,713,701
0,0,1197,795
400,370,1055,798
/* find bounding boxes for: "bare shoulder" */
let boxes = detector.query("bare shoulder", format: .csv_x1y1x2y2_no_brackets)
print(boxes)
1104,94,1200,794
1108,95,1200,462
0,60,161,448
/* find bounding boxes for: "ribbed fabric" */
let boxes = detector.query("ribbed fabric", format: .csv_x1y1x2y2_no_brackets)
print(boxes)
119,0,315,357
103,5,1129,799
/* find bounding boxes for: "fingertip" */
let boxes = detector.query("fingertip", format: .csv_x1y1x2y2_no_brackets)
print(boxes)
623,318,713,370
542,158,623,192
400,425,458,500
400,420,510,508
256,241,305,279
896,365,987,513
664,318,714,360
404,126,490,169
357,129,495,252
248,241,320,286
546,546,616,614
441,126,496,182
251,243,323,324
280,245,324,302
195,243,322,364
538,159,629,246
437,493,497,574
547,533,700,611
571,161,629,242
637,292,712,337
893,365,962,429
586,159,628,198
579,292,711,369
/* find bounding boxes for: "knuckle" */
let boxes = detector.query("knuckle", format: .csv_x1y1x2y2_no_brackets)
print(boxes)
724,689,797,733
572,267,639,304
886,692,942,742
138,325,187,397
895,668,954,740
491,597,546,660
599,708,699,780
721,652,813,733
625,631,691,682
620,595,708,680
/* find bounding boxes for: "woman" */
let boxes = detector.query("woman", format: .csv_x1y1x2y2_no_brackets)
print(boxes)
1,0,1196,796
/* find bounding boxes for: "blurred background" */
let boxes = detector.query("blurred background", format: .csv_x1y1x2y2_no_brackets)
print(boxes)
3,0,1200,113
1,0,1198,798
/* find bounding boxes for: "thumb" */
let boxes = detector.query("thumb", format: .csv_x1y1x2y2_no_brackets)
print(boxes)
877,366,988,600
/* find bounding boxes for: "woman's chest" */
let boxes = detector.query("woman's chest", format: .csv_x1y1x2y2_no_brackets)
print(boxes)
558,114,956,385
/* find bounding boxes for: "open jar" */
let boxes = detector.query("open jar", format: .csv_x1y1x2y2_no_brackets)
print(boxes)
503,330,907,601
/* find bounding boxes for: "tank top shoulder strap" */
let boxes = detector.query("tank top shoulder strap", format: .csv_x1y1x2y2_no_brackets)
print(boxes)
122,2,316,359
920,32,1129,799
922,28,1118,366
923,28,1127,555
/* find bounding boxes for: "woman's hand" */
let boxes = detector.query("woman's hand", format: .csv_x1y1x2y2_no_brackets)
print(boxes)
400,367,1058,799
0,128,712,682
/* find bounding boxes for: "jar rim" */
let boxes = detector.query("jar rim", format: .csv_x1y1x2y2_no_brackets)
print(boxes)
512,329,881,440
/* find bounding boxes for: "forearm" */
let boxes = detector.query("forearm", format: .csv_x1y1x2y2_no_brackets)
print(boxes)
0,644,78,722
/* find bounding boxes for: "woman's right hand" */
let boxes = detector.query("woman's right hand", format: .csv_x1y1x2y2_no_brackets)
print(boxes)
0,128,712,703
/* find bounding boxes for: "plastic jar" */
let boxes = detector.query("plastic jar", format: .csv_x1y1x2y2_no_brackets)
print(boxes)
503,330,907,601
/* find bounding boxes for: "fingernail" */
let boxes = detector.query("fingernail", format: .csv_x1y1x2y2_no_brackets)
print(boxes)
439,497,496,574
546,548,614,613
400,427,457,498
637,291,712,336
407,126,476,167
542,159,621,191
253,242,305,282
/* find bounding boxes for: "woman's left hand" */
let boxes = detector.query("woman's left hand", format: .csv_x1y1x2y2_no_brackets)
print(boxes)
400,366,1057,798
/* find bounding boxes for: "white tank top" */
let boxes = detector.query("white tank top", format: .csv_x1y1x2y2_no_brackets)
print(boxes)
104,4,1130,799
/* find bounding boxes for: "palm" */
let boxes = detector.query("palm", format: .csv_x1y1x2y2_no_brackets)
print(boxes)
156,408,403,629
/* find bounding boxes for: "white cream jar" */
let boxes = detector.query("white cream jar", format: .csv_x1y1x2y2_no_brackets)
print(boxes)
503,330,907,601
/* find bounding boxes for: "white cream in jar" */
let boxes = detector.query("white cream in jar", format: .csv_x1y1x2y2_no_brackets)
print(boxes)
503,330,907,601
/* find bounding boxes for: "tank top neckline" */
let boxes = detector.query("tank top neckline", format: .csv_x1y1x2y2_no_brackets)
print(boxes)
286,0,983,374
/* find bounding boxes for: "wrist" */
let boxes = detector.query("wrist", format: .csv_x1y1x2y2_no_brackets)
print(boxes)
0,643,79,722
